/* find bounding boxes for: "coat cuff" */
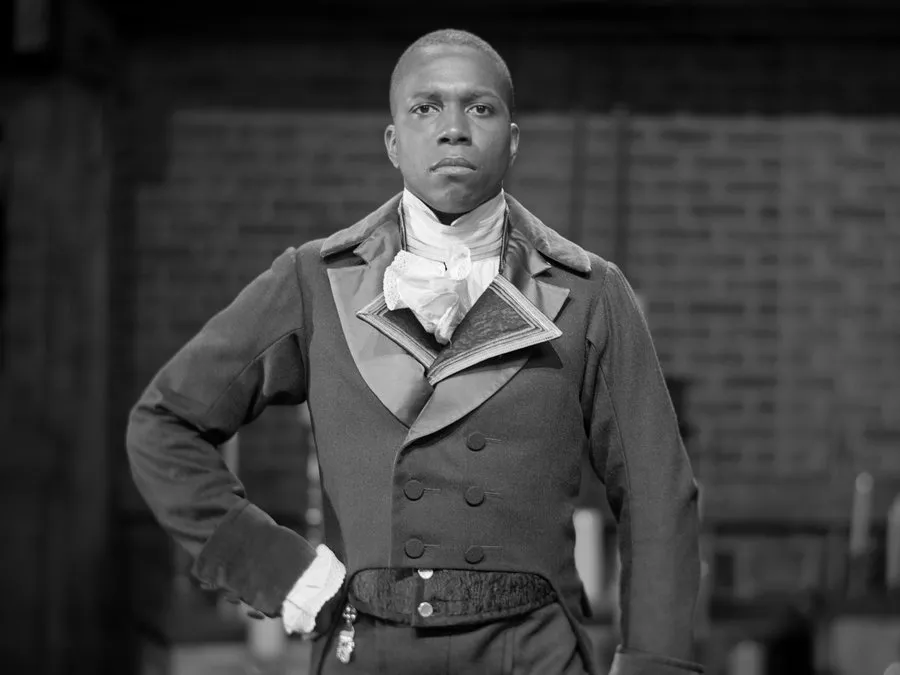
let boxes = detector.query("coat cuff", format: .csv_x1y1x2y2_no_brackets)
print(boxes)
609,648,704,675
192,501,317,616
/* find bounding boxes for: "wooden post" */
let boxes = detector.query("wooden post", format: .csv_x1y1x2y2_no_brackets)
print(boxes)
728,641,764,675
847,471,874,597
574,508,605,614
3,78,112,675
886,495,900,589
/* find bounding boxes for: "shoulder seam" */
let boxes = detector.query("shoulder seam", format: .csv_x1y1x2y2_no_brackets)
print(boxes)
585,258,614,350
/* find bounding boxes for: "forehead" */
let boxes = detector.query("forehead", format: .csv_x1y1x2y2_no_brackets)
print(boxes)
394,44,507,98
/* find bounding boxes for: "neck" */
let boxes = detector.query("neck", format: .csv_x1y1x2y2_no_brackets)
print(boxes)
430,206,470,225
406,187,504,227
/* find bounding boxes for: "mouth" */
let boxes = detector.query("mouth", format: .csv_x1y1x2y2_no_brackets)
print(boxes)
431,157,477,173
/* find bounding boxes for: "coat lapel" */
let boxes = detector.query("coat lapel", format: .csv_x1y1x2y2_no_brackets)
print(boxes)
425,274,563,385
356,296,441,370
324,197,434,427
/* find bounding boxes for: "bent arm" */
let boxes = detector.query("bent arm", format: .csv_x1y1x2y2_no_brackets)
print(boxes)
126,248,319,616
584,262,703,675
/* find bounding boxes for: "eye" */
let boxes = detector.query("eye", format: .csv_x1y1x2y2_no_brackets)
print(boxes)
411,103,439,115
469,104,493,116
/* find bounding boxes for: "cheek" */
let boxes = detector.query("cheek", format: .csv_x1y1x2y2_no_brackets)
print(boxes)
483,141,511,167
478,128,510,153
395,134,420,159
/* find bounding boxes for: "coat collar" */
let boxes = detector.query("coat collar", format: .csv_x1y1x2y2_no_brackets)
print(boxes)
320,192,591,276
323,192,590,448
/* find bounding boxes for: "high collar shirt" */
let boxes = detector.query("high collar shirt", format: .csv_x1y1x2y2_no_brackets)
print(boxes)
401,187,504,306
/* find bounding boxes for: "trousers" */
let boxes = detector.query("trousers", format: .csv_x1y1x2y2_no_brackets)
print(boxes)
317,601,588,675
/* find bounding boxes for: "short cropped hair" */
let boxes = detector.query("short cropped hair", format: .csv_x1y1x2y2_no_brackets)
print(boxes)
389,29,515,118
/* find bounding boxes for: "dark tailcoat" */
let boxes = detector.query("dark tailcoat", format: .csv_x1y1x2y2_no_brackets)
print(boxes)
127,193,703,675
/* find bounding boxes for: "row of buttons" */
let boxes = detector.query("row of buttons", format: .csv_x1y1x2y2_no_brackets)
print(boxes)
404,538,486,564
403,480,486,506
404,431,490,620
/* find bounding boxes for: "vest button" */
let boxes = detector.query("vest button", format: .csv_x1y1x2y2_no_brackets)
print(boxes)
465,545,485,564
466,432,486,451
417,601,434,618
404,480,425,501
405,538,425,559
465,486,485,506
417,568,434,579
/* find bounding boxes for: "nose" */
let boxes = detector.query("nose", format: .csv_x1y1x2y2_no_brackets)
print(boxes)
438,105,471,145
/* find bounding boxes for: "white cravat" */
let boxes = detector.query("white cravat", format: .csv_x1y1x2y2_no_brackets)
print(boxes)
383,189,505,343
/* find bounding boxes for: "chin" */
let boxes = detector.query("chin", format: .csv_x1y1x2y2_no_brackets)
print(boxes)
427,186,485,214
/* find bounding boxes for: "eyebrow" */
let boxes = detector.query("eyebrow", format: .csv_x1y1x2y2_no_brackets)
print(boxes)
407,88,502,103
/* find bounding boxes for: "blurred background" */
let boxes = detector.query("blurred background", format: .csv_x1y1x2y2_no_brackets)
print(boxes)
1,0,899,673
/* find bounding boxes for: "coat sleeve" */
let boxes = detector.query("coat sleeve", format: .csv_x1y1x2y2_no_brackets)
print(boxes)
583,261,704,675
126,247,318,616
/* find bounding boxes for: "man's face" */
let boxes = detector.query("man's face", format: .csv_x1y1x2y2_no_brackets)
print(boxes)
385,45,519,215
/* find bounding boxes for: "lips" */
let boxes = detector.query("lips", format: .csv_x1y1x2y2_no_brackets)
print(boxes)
431,157,477,171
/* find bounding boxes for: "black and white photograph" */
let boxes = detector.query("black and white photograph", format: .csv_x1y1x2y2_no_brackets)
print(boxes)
1,1,899,674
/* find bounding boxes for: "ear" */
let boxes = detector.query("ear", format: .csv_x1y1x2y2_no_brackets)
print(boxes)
384,124,400,169
508,122,520,167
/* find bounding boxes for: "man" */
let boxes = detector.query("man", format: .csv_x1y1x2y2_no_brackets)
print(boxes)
127,29,703,675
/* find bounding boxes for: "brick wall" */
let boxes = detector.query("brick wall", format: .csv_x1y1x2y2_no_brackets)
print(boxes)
124,103,900,516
